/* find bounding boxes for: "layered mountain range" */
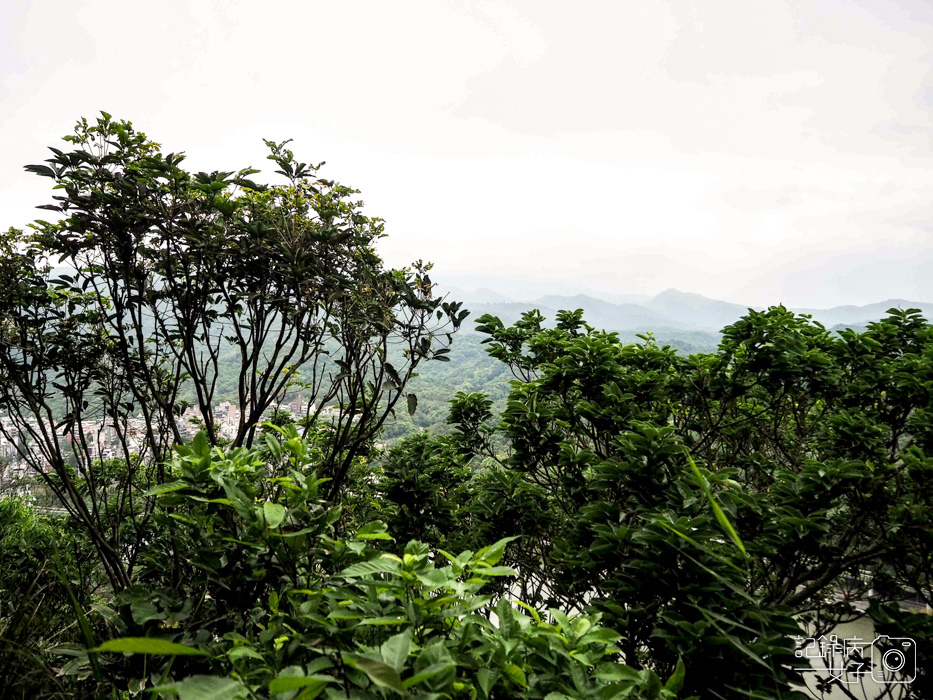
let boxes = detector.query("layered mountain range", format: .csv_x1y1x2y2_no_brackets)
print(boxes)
441,285,933,335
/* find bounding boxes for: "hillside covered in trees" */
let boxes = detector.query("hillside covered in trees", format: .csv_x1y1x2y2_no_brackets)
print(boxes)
2,116,932,700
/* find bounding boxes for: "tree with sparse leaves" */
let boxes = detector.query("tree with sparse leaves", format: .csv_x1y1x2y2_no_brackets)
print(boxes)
0,113,466,593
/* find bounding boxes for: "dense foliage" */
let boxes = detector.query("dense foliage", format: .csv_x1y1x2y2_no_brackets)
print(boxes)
2,116,932,700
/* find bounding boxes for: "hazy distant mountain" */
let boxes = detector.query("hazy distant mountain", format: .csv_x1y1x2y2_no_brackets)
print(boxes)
439,285,514,303
436,275,650,304
587,291,653,306
468,287,513,303
642,289,933,332
532,294,690,330
644,289,759,331
463,294,697,332
452,283,932,335
793,300,933,328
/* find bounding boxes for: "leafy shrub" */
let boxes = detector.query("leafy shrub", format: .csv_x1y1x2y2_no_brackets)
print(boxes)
48,428,681,699
0,498,100,695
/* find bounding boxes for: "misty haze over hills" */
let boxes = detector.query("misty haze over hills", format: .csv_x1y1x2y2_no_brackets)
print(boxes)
438,278,933,339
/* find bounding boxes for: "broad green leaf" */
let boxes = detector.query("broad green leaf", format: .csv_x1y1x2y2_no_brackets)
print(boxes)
503,663,527,688
358,616,409,626
307,657,334,674
512,600,541,624
271,527,318,539
326,612,363,621
187,496,234,506
226,646,263,661
144,481,188,497
89,603,119,623
381,628,412,672
261,422,290,439
295,686,327,700
264,434,283,461
477,668,498,697
664,657,686,693
407,393,418,416
344,654,405,693
473,536,518,567
189,432,209,457
402,661,455,689
579,627,622,646
594,663,642,682
339,557,401,578
355,521,394,541
268,675,331,693
175,675,247,700
130,600,161,625
94,638,207,656
263,501,287,529
549,608,572,634
471,565,518,577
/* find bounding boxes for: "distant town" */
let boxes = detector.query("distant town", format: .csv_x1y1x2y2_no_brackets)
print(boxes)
0,397,340,490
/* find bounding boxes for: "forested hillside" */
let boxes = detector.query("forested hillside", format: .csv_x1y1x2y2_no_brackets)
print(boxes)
381,324,722,438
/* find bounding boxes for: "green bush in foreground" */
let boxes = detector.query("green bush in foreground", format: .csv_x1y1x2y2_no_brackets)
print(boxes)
49,429,681,699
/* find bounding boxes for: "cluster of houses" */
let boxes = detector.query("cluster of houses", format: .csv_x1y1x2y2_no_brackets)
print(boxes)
177,395,340,440
0,396,342,487
0,414,145,467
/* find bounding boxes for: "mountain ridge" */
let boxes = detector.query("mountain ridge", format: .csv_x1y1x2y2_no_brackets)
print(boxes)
442,284,933,334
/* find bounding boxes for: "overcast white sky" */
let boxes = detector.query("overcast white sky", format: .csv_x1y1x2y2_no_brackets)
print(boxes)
3,0,933,307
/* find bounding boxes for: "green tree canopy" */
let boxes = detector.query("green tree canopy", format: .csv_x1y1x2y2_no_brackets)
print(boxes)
0,113,466,590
